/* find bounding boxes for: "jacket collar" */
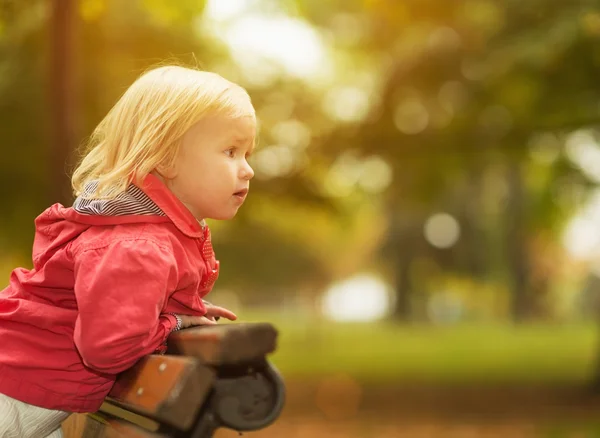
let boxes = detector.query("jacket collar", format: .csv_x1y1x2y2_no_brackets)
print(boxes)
68,174,206,239
138,173,206,239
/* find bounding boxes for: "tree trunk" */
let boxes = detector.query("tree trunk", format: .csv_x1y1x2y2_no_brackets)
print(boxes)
50,0,78,205
391,233,414,321
463,161,487,279
585,274,600,391
505,160,529,322
388,207,419,322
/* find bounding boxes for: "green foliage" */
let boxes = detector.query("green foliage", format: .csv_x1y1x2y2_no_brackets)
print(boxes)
242,314,599,384
3,0,600,319
290,0,600,319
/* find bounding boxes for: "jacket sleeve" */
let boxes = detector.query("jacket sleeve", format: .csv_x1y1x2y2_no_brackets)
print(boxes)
72,239,178,374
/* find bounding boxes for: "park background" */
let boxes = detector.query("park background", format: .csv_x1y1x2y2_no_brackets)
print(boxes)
4,0,600,436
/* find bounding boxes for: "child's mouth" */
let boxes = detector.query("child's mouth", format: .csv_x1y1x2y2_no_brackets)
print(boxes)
233,189,248,199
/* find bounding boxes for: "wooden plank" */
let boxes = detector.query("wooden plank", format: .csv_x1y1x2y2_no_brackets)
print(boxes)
167,323,278,365
61,413,88,438
62,413,166,438
101,419,169,438
98,403,159,431
106,354,215,430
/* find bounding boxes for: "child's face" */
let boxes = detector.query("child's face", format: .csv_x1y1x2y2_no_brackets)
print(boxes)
165,113,256,221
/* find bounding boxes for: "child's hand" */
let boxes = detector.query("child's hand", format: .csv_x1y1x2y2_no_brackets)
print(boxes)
203,300,238,322
175,314,220,329
173,302,237,329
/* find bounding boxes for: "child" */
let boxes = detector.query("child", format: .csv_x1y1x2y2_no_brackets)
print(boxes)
0,65,256,437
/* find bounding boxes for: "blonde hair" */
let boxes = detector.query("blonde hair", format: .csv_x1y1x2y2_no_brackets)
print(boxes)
72,65,255,199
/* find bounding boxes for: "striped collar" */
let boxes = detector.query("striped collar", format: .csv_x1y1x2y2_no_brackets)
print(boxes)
72,174,206,238
74,181,166,217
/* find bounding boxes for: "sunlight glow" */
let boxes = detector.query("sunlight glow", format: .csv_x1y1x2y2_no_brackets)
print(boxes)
528,132,561,165
324,153,392,196
204,0,249,22
565,130,600,183
226,16,327,78
424,213,461,249
394,97,429,134
324,155,363,197
321,275,391,322
323,86,371,123
358,156,393,193
562,131,600,260
252,144,296,179
203,0,329,81
563,216,600,259
270,119,312,149
563,188,600,259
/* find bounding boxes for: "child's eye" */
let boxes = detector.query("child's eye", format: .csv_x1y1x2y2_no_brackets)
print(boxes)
225,148,236,157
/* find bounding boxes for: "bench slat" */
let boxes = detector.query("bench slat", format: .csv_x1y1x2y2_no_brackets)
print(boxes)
167,323,278,365
63,413,167,438
107,354,215,430
101,419,169,438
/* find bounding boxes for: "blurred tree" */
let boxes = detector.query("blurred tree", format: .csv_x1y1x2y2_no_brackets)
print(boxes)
50,0,78,205
292,0,600,321
0,0,49,253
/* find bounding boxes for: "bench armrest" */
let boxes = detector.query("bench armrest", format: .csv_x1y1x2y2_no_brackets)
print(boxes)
167,323,278,365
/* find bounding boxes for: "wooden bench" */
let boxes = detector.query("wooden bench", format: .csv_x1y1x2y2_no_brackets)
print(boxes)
62,323,285,437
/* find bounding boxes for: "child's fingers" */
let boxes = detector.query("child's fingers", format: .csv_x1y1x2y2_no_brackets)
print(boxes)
181,315,217,328
208,306,237,321
194,316,218,326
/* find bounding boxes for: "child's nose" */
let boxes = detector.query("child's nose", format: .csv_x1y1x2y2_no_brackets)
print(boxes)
242,162,254,180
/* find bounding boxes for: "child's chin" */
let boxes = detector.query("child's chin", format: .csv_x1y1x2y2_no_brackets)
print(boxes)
211,211,238,221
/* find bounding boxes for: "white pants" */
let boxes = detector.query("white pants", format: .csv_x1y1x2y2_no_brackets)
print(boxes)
0,393,70,438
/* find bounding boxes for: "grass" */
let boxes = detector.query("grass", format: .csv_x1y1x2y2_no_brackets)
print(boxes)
241,313,600,385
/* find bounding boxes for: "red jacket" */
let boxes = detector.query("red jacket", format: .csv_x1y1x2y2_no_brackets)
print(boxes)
0,174,219,412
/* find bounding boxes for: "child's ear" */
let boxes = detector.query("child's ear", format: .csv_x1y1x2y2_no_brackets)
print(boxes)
155,162,178,179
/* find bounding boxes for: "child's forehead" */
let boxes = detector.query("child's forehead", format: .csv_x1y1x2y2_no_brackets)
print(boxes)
222,113,255,131
189,113,256,141
227,116,257,144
